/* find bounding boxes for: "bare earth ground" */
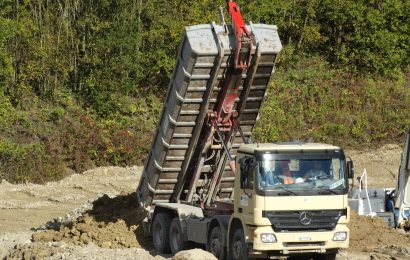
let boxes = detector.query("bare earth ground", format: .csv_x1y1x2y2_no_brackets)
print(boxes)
1,145,409,259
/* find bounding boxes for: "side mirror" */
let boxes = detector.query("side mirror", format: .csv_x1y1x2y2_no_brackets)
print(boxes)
347,160,354,179
248,158,257,169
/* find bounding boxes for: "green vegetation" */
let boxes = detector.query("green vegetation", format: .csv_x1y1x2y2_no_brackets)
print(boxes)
0,0,409,183
254,57,410,146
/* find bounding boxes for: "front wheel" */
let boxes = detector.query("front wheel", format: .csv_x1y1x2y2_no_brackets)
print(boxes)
230,228,248,260
207,226,225,260
152,213,172,253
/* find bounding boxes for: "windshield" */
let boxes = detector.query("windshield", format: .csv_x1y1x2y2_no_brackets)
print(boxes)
257,153,347,195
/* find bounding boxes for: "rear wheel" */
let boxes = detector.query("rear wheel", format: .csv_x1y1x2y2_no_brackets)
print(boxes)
230,228,248,260
169,217,187,254
152,213,172,253
207,226,225,260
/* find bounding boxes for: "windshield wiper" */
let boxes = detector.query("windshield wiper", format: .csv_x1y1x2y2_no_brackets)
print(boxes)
316,185,338,195
276,184,297,195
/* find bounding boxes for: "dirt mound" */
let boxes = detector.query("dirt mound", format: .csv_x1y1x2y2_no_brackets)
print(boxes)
348,210,410,256
30,192,151,249
32,215,138,248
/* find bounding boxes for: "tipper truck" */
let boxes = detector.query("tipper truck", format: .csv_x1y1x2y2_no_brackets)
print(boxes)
136,1,354,259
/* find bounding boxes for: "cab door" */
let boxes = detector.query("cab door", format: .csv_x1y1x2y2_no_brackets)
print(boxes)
236,156,256,222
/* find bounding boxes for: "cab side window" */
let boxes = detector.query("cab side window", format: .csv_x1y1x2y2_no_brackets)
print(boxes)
239,156,255,189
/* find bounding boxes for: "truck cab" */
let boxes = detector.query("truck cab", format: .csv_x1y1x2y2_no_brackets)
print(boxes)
229,143,352,259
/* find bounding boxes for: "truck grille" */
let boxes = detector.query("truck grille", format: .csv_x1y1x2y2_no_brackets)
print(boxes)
283,242,325,247
262,210,345,232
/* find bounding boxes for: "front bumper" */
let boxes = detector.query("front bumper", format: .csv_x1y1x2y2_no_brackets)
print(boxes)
250,224,349,254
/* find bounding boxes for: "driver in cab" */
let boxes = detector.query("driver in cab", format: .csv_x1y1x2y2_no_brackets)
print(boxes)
304,161,327,180
279,161,294,184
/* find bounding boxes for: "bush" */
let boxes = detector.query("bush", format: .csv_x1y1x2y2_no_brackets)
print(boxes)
255,57,410,147
0,141,65,183
47,104,158,173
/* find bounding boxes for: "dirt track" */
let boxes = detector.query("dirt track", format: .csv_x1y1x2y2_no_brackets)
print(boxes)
1,145,410,259
0,166,167,259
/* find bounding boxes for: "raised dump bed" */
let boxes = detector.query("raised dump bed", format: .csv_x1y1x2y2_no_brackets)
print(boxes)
137,22,282,210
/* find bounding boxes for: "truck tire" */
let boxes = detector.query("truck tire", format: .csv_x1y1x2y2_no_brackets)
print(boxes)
230,228,248,260
169,217,187,254
152,213,172,253
207,226,225,260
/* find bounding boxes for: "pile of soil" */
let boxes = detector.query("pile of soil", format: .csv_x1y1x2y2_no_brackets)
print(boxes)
30,192,151,249
348,211,410,256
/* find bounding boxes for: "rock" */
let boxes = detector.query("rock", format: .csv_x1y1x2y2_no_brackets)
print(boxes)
53,234,63,242
32,231,58,242
100,241,112,248
76,223,93,234
80,233,90,244
172,249,217,260
70,227,80,237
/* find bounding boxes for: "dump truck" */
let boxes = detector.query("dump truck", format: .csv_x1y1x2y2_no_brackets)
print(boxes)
136,2,354,259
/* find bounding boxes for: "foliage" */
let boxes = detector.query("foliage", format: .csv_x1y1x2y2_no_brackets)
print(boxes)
243,0,410,75
254,57,410,147
0,0,409,183
0,140,65,183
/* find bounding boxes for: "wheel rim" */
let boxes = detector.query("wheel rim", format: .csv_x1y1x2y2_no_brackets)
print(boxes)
210,238,221,257
232,239,242,259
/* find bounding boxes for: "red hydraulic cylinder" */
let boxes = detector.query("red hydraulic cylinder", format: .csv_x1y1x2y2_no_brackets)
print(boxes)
214,1,253,128
226,1,253,70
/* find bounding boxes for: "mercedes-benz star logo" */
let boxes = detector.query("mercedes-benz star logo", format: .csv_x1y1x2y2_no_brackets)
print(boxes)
299,212,312,226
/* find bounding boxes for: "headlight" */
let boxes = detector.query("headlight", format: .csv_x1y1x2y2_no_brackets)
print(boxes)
333,232,347,241
260,233,277,243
